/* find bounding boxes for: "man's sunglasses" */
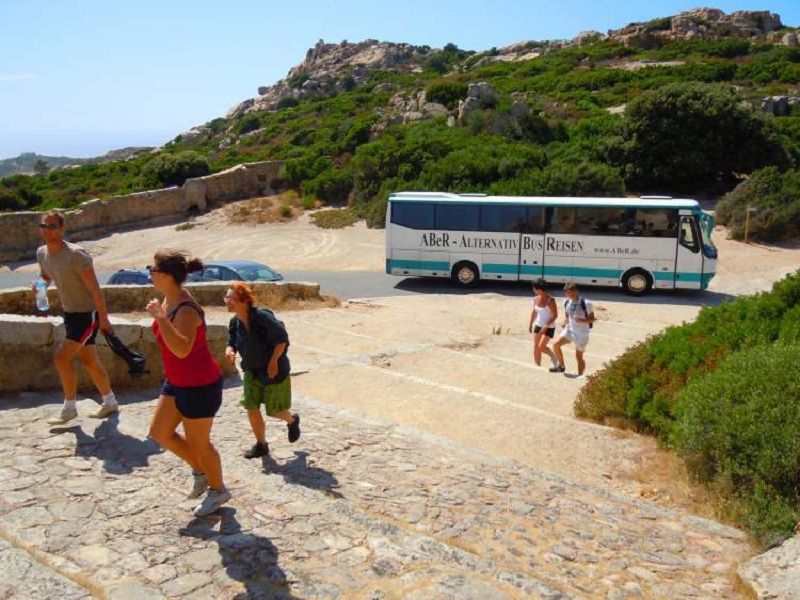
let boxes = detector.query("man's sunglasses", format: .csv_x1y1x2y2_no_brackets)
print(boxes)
38,223,59,230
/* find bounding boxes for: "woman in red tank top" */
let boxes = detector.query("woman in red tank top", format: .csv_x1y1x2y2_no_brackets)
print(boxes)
145,250,230,517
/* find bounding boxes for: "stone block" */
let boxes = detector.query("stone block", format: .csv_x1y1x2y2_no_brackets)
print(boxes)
0,314,58,346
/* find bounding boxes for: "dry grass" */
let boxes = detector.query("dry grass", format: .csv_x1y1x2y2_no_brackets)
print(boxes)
224,191,303,225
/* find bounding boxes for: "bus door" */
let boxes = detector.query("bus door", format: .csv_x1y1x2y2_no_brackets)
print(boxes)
517,205,545,280
675,214,704,289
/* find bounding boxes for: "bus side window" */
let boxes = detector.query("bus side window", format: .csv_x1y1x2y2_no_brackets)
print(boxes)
680,218,700,252
546,207,575,233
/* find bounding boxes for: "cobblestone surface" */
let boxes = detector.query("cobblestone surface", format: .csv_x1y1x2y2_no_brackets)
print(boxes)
0,387,752,599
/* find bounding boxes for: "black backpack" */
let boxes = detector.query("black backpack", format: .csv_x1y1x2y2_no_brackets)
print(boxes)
564,296,593,329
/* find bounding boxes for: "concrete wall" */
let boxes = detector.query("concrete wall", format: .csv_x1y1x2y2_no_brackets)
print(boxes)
0,160,285,263
0,280,321,393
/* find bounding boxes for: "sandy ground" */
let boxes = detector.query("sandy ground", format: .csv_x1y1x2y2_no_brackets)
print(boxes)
11,206,800,505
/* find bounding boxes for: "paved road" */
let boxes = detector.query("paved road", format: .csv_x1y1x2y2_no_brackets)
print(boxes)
0,268,730,307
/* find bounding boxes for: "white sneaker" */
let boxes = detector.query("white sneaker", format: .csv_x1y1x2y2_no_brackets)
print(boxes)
187,472,208,499
193,487,231,517
89,403,119,419
47,407,78,425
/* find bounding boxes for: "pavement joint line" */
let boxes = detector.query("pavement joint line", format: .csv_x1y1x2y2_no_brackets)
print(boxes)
351,361,612,431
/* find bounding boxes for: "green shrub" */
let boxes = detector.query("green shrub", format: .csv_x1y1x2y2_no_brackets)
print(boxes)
716,167,800,242
426,81,468,110
311,208,359,228
608,82,790,192
141,151,210,187
302,168,353,204
671,344,800,543
237,114,261,135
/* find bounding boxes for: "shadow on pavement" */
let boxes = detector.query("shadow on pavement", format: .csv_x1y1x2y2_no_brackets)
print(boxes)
50,412,162,474
261,451,342,499
393,276,736,307
180,507,299,600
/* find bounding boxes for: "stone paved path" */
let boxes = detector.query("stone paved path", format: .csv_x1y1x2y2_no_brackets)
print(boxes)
0,386,751,599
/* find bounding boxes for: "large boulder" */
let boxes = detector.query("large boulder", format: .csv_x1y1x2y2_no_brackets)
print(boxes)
467,82,498,106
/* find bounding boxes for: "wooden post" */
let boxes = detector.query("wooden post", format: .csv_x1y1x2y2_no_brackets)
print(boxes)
744,204,752,244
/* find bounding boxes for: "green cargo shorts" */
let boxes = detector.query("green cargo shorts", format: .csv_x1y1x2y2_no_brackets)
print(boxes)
241,370,292,416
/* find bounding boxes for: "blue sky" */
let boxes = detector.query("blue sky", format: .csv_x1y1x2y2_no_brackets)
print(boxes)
1,0,798,159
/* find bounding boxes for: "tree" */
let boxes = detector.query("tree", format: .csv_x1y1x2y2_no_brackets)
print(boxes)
608,82,790,192
33,159,50,176
142,151,210,187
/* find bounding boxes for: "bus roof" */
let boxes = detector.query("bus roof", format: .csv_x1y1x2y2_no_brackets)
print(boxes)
388,191,700,210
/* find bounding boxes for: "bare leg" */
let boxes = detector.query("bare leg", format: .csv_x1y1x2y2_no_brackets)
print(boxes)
271,409,294,425
538,335,556,364
553,337,569,369
576,350,586,375
77,345,112,396
148,395,202,472
183,417,223,490
247,409,266,444
532,332,543,366
53,339,83,401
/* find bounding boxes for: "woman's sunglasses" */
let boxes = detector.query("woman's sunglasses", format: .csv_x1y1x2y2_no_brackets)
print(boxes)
146,265,164,274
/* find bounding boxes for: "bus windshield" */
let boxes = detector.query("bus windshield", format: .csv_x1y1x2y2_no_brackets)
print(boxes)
699,212,717,259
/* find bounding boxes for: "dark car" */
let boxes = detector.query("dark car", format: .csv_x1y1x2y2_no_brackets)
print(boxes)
190,260,283,283
107,269,151,285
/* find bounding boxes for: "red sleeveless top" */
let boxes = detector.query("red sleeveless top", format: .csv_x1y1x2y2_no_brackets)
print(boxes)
153,301,221,387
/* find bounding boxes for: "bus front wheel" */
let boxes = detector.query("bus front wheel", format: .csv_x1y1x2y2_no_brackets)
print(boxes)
622,269,653,296
452,262,479,288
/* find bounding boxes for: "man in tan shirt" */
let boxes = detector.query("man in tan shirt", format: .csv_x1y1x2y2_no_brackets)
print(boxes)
36,211,118,424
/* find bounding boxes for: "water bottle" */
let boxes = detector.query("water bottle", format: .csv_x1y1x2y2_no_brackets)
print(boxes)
34,278,49,312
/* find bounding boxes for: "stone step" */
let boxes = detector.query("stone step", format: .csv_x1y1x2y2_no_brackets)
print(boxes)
0,388,753,599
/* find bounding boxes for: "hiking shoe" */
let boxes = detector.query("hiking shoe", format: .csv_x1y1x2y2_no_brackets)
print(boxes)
243,442,269,459
47,407,78,425
548,364,566,373
187,472,208,499
89,404,119,419
193,487,231,517
287,414,301,443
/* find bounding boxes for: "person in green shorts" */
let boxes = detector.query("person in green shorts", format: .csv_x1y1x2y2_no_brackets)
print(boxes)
224,282,300,459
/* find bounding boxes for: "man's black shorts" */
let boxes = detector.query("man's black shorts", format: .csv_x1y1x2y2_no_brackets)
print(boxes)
161,377,223,419
533,325,556,338
64,311,99,346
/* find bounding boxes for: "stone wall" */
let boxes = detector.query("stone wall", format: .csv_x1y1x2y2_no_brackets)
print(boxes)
0,281,321,316
0,314,236,393
0,280,321,393
0,160,285,263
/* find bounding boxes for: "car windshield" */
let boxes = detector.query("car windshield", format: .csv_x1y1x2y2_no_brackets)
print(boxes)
236,266,276,281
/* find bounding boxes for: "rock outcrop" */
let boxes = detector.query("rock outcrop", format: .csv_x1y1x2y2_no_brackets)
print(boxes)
227,39,423,119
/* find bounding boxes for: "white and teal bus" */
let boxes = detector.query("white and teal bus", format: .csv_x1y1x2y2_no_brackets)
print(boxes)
385,192,717,295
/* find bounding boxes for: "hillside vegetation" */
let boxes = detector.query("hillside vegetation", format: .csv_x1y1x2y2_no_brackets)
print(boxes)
2,10,799,240
576,270,800,544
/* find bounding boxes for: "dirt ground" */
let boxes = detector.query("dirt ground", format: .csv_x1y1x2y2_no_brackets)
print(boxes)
13,203,800,512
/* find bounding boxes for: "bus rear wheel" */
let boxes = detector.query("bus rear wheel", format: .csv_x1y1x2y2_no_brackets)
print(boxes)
622,268,653,296
452,262,479,288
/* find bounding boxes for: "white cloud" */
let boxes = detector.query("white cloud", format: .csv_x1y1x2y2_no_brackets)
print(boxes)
0,74,39,82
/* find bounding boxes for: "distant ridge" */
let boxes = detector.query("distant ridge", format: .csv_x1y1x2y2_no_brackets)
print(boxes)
0,147,154,178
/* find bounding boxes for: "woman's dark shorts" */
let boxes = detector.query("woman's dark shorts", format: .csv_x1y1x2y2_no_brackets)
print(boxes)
161,376,223,419
533,325,556,338
64,311,99,346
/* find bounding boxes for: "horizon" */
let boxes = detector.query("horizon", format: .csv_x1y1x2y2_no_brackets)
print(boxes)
2,0,799,160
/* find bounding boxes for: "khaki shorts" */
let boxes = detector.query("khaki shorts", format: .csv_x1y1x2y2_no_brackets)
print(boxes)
241,371,292,416
559,328,590,352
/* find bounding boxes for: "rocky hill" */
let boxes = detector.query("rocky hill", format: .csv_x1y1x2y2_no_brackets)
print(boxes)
0,147,153,178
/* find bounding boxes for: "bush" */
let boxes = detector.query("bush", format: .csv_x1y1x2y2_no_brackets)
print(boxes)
715,167,800,242
426,81,468,110
302,168,353,204
608,82,790,192
671,344,800,543
141,151,210,187
311,208,359,228
237,114,261,135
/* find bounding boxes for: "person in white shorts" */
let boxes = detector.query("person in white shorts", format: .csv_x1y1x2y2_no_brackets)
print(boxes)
550,282,595,376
